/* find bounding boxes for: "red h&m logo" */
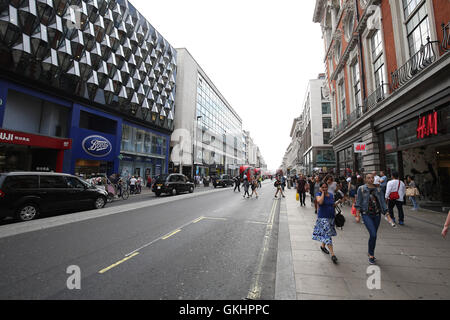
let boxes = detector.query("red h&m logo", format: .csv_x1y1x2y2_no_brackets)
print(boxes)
354,143,367,152
417,111,438,139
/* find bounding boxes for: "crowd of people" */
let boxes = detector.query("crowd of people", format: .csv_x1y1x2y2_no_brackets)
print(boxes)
285,170,446,266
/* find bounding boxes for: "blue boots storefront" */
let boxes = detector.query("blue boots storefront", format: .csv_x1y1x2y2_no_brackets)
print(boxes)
0,80,170,178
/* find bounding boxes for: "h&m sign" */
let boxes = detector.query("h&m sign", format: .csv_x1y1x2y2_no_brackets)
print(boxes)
354,142,367,153
417,111,438,139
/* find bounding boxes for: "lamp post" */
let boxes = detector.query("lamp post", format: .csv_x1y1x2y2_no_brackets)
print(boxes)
192,115,202,182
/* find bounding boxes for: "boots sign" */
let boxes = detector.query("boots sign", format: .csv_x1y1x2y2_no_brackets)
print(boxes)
82,135,113,157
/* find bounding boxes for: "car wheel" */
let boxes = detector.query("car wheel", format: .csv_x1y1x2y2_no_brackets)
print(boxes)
94,196,106,209
172,188,177,196
189,186,194,193
16,203,39,222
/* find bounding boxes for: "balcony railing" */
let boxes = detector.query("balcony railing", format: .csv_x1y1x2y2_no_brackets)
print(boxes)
391,37,439,91
363,83,389,112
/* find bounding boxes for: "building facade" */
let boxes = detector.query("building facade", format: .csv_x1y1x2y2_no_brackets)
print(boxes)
170,48,244,178
284,74,335,176
313,0,450,207
0,0,177,179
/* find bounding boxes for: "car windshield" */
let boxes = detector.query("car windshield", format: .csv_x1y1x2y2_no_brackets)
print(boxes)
155,174,169,182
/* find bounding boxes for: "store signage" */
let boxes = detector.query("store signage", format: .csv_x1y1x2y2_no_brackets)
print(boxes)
82,135,112,157
417,111,438,139
354,142,367,153
0,128,71,149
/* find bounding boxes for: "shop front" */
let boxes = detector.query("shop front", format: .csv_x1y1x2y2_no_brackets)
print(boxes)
69,105,121,177
381,103,450,209
0,128,71,173
119,122,170,180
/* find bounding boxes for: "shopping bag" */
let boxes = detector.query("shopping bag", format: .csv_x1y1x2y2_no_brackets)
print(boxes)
296,193,300,201
351,204,357,216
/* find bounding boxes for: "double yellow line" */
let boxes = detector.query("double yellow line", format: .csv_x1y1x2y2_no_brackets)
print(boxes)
247,199,278,300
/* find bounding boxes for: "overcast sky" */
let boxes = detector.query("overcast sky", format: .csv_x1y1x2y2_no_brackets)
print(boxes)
133,0,324,171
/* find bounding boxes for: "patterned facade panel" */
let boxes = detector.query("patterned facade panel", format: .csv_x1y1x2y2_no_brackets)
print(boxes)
0,0,177,131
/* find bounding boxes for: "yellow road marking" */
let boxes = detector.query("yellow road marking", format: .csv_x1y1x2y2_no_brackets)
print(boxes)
161,229,181,240
192,216,205,223
99,252,139,274
247,199,277,300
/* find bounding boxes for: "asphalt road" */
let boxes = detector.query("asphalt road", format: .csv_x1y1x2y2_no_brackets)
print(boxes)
0,181,280,300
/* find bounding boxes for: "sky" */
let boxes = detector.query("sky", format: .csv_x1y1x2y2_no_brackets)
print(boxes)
132,0,325,171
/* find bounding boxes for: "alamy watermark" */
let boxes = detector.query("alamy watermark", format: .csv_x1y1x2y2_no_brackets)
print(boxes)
366,266,381,290
66,265,81,290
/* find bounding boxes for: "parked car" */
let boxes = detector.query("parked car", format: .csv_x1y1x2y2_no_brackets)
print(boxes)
213,174,234,188
152,174,194,196
0,172,108,222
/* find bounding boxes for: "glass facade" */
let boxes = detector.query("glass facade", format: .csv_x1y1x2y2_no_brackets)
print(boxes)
195,74,243,174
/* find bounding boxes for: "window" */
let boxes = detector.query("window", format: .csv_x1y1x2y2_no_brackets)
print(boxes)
4,175,39,189
322,118,332,129
371,30,385,89
322,102,331,114
66,177,85,189
80,111,117,135
40,175,68,189
403,0,430,56
338,82,346,122
351,61,361,110
384,128,397,151
323,131,331,144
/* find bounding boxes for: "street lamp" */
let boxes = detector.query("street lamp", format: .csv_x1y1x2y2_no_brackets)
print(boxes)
192,115,202,180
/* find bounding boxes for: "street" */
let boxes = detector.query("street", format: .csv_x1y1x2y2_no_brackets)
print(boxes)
0,181,279,300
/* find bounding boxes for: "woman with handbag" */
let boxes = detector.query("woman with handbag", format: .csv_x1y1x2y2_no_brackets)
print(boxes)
312,182,338,264
385,171,406,225
406,175,419,210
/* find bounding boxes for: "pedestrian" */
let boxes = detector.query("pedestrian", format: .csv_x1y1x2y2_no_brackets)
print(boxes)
406,175,420,210
234,176,241,192
129,176,137,194
274,177,285,199
325,175,337,196
136,176,142,193
312,181,338,264
258,176,262,189
385,171,406,225
281,176,286,192
308,176,315,207
379,171,388,196
243,176,251,198
251,178,259,199
313,176,321,214
442,210,450,238
296,175,307,206
355,173,396,265
147,175,152,189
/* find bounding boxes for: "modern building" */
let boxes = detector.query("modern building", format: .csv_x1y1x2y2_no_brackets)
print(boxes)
0,0,177,179
313,0,450,207
170,48,244,178
283,74,335,176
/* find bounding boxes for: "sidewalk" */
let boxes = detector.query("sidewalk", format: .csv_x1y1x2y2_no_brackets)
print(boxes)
282,188,450,300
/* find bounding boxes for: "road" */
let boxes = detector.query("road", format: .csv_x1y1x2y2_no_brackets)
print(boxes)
0,181,280,300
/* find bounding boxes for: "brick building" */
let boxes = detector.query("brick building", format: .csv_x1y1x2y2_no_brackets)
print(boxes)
313,0,450,208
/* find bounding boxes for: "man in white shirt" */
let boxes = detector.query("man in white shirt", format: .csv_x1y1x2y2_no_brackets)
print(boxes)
130,176,137,194
385,171,406,225
372,171,381,187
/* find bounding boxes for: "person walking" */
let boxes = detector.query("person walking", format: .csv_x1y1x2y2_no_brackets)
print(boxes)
312,182,338,264
379,171,388,196
274,177,285,199
296,175,307,206
406,175,419,210
147,175,152,189
281,176,286,192
313,176,321,214
326,175,337,196
385,171,406,225
251,178,259,199
308,176,315,207
234,176,241,192
243,176,251,199
442,210,450,238
129,176,137,194
355,173,396,265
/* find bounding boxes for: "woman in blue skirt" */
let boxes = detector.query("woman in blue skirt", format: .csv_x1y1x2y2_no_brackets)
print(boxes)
312,181,338,264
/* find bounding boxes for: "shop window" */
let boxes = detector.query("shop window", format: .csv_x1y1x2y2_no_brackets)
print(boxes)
384,128,397,151
345,147,353,161
4,89,69,138
79,111,117,135
40,175,68,189
121,124,133,152
3,175,39,189
397,119,417,146
385,152,399,177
